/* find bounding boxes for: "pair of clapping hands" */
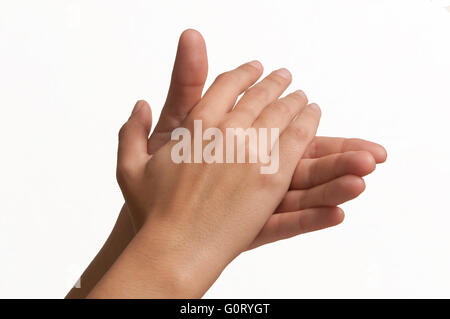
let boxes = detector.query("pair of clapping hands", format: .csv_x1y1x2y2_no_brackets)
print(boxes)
75,29,386,298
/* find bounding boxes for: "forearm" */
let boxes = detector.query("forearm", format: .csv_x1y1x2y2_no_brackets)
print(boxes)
86,217,227,299
65,204,136,298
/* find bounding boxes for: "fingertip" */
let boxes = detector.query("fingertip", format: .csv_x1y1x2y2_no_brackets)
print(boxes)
347,151,376,176
308,103,321,115
376,145,388,163
247,60,264,72
273,67,292,81
173,29,208,87
341,175,366,197
129,99,152,134
358,139,387,163
357,176,366,194
136,99,149,108
179,28,205,44
117,100,152,179
334,207,345,224
178,28,206,57
361,151,377,171
319,207,345,228
132,99,151,116
292,90,308,104
140,99,151,112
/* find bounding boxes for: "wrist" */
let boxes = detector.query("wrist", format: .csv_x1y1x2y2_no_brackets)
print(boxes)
130,226,202,298
135,217,226,297
87,224,197,298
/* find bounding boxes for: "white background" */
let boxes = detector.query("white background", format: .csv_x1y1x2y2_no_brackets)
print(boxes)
0,0,449,298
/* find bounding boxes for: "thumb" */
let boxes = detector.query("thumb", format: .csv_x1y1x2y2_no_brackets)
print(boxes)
162,29,208,124
148,29,208,154
117,100,152,180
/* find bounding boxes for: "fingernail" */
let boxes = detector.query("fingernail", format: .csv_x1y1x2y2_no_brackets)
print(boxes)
309,103,320,111
274,68,291,80
131,100,144,116
293,90,306,98
248,60,262,70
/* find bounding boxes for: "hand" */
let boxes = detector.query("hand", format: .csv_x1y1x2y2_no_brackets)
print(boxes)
87,31,386,299
70,29,386,299
113,58,324,297
128,30,386,247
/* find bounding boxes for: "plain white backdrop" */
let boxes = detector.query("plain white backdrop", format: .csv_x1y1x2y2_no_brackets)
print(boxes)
0,0,449,298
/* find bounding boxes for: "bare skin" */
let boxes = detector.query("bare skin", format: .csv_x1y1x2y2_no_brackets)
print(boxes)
67,29,386,299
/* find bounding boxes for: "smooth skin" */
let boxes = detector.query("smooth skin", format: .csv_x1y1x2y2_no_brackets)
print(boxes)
66,29,386,298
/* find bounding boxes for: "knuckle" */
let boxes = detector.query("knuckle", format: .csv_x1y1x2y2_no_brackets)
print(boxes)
190,109,206,121
215,71,234,83
248,85,269,101
240,107,258,122
291,124,312,141
187,109,210,127
308,160,320,186
276,100,292,117
322,180,331,203
220,118,238,130
296,213,305,233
